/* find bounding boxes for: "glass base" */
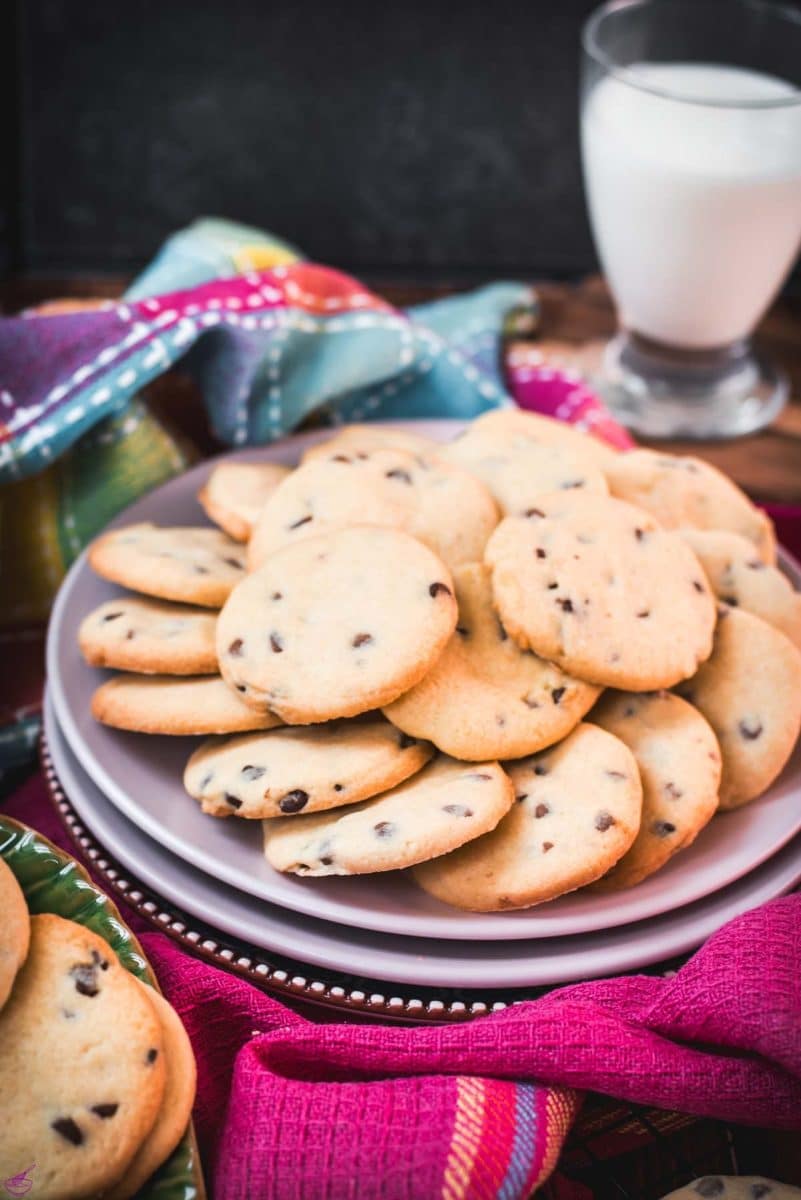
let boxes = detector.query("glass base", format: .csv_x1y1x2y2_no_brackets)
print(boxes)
592,332,788,440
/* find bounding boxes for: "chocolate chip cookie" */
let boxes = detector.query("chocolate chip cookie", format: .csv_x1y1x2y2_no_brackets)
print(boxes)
0,914,166,1199
218,525,458,723
184,716,433,818
264,756,514,876
79,596,218,675
383,562,600,760
485,492,717,690
590,690,721,890
413,723,642,910
89,523,247,607
198,460,291,541
675,606,801,809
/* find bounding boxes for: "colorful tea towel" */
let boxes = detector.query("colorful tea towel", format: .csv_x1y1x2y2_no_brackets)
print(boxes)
0,218,620,769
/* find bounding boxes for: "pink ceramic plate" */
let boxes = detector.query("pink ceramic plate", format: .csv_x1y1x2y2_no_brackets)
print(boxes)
47,421,801,941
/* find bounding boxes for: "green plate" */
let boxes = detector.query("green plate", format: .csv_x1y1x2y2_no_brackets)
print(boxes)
0,813,206,1200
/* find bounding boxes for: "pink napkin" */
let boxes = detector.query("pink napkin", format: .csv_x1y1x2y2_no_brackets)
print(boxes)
5,775,801,1200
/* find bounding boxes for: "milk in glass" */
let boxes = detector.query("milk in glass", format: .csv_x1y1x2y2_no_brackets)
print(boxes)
581,64,801,349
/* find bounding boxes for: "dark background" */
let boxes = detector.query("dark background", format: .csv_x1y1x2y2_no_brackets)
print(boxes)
1,0,605,283
3,0,801,287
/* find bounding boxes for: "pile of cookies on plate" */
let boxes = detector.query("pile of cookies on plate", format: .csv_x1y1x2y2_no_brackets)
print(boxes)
80,410,801,911
0,856,196,1196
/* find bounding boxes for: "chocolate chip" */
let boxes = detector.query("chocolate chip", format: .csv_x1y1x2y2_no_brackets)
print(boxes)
523,695,541,709
535,548,547,558
125,629,135,639
91,1103,119,1119
279,789,309,813
334,783,344,792
561,480,584,489
374,821,395,838
443,804,473,817
320,855,334,866
516,793,528,803
146,1048,159,1064
224,557,244,569
533,764,548,776
595,811,616,832
635,528,645,541
466,772,492,780
547,581,558,590
551,686,566,704
271,591,283,601
225,793,242,809
52,1116,83,1145
386,468,412,484
102,611,124,622
542,841,554,852
70,961,100,997
739,719,763,740
270,633,284,653
557,597,574,613
664,781,683,799
525,507,545,518
652,820,676,837
91,949,109,971
694,1180,725,1198
692,580,705,593
606,770,626,780
241,765,266,782
429,582,452,598
289,515,313,530
534,803,549,818
236,684,247,693
228,638,244,657
721,594,739,606
352,632,373,647
331,454,351,462
398,732,417,749
636,609,650,619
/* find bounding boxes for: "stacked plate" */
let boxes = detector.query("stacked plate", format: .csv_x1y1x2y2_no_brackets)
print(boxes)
44,423,801,1005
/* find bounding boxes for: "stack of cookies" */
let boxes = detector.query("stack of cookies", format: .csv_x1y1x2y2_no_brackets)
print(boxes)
80,411,801,912
0,857,196,1196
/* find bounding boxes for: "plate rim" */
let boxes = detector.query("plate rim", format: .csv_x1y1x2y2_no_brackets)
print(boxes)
46,418,801,941
43,689,801,992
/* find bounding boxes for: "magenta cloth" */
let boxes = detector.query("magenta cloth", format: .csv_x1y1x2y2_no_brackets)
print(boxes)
5,770,801,1199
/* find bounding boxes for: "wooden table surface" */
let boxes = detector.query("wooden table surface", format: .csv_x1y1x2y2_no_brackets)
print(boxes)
2,274,800,504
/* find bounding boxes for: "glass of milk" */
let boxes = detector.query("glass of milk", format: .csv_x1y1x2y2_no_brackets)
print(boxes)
581,0,801,438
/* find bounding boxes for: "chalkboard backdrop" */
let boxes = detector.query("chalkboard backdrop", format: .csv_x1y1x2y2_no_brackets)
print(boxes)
3,0,801,285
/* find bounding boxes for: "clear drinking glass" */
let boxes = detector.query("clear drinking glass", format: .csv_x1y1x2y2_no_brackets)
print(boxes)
580,0,801,439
